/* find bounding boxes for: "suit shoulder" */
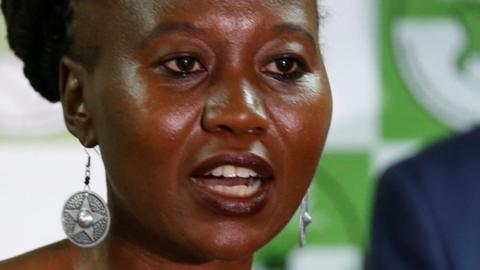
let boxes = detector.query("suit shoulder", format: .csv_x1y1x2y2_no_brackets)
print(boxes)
379,126,480,200
388,127,480,176
0,240,78,270
419,126,480,160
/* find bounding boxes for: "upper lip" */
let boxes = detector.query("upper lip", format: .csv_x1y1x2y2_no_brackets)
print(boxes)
190,152,274,179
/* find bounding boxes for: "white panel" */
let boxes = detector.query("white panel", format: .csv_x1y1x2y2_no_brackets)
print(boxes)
322,0,381,151
287,246,362,270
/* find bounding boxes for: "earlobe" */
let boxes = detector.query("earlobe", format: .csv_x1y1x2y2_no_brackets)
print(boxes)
59,57,98,147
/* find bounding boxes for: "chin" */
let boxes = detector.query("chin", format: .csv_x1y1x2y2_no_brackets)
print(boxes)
186,225,273,261
205,234,266,260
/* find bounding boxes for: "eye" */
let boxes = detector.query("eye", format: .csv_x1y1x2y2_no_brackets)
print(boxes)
162,56,206,76
262,57,306,80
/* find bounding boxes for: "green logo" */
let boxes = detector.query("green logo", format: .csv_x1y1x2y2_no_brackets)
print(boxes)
382,0,480,140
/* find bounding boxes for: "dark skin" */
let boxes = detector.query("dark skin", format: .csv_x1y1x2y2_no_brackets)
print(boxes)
0,0,331,269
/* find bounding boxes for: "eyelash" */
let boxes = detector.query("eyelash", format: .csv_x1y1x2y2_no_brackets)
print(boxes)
160,55,308,81
261,56,307,81
161,56,206,77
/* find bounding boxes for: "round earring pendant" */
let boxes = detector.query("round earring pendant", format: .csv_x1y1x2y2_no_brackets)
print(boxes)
61,191,110,248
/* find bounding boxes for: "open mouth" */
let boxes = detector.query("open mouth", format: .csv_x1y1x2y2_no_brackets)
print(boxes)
190,153,274,215
193,165,265,198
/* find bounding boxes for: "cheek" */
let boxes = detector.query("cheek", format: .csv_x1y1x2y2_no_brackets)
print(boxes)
90,64,203,210
267,81,332,214
270,80,332,167
93,62,201,160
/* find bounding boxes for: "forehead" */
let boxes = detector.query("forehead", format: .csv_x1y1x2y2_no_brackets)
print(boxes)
76,0,315,11
71,0,317,30
69,0,318,61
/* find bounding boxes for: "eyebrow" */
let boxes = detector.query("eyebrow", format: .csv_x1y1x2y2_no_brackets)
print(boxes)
272,23,317,45
141,21,317,48
141,21,204,47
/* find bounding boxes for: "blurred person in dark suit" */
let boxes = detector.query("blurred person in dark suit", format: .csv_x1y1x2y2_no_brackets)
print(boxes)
367,126,480,270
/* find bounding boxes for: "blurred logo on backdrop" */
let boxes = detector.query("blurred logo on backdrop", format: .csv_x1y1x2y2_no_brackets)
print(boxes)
382,0,480,138
393,1,480,130
0,52,65,138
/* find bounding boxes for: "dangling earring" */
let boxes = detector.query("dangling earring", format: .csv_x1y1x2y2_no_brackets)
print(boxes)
61,148,110,248
299,189,312,248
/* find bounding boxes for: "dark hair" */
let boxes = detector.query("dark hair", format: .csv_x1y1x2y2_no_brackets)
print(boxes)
1,0,72,102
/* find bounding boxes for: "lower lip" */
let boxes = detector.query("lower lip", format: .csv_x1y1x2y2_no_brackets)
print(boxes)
189,177,271,216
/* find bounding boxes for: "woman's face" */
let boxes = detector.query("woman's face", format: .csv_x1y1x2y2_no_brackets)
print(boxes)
67,0,331,262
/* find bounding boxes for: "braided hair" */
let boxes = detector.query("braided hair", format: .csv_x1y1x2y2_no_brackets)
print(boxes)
1,0,73,102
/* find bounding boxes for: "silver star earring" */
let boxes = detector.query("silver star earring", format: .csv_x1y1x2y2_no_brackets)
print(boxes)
61,148,110,248
299,189,312,248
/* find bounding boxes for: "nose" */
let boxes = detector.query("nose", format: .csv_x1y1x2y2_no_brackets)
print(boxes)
202,79,269,136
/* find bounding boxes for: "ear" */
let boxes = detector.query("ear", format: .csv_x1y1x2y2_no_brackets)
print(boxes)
59,57,98,148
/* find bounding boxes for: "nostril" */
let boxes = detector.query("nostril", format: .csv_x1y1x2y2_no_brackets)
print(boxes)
215,125,263,135
207,122,266,136
217,125,234,133
247,127,265,136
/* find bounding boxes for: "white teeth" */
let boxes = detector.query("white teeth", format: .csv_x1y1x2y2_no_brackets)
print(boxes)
212,167,223,177
199,166,264,197
223,165,236,178
237,167,252,178
205,165,259,179
207,181,262,198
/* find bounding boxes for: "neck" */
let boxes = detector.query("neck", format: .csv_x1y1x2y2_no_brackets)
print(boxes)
75,232,254,270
